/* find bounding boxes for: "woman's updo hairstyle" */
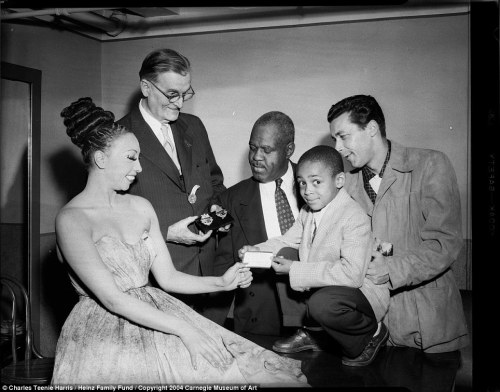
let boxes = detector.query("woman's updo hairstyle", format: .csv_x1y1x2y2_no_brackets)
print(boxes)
61,97,129,167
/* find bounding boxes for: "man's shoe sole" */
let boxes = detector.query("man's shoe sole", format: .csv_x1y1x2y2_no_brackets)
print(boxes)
341,328,389,367
272,344,323,353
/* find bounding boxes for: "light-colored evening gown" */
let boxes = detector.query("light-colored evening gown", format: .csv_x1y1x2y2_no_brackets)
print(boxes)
51,231,308,386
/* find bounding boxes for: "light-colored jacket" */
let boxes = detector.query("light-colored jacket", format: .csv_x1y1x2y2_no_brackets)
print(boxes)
345,140,469,353
256,188,389,322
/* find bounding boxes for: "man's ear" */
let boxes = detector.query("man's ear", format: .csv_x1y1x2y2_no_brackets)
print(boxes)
367,120,380,137
94,150,107,169
335,172,345,189
285,142,295,159
140,79,150,98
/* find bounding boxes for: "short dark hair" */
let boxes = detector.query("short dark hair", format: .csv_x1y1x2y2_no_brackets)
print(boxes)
327,95,386,137
251,111,295,146
297,145,344,177
139,48,191,82
61,97,129,168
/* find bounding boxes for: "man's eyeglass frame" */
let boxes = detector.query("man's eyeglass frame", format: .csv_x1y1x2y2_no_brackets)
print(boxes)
147,79,195,103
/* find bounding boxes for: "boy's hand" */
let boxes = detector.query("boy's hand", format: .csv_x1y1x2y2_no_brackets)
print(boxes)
271,256,293,275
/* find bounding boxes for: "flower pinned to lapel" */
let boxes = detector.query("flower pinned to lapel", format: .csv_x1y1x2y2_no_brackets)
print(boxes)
184,139,192,148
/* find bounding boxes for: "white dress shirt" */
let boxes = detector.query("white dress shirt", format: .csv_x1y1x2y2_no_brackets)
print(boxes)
139,99,182,173
369,175,382,194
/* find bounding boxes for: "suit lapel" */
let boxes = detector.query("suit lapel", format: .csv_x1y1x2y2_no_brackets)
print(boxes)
237,179,267,244
131,107,182,189
348,170,374,217
171,118,193,188
291,161,305,210
375,165,397,209
307,189,348,261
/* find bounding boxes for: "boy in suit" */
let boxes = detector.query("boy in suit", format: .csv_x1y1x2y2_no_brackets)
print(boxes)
240,145,390,366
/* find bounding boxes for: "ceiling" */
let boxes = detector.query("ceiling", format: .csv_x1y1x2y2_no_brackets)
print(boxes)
0,3,471,42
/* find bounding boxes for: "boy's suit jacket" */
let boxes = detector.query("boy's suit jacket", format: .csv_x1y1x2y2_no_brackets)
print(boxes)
118,105,225,276
257,188,389,321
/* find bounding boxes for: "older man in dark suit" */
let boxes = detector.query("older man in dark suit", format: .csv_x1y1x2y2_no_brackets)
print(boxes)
118,48,226,313
204,112,306,335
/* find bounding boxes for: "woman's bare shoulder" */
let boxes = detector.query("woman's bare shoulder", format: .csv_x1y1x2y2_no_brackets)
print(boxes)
55,195,92,232
124,194,155,214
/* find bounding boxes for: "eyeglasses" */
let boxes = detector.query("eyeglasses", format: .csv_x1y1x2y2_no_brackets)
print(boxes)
147,79,195,103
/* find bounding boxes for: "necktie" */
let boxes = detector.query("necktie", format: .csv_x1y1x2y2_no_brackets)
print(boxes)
311,217,317,243
362,166,377,204
275,178,295,235
160,123,181,173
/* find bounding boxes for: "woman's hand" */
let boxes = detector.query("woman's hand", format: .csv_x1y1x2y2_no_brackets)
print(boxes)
221,263,252,290
179,325,233,371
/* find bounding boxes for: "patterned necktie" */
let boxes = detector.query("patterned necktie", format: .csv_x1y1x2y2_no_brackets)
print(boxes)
275,178,295,235
361,167,377,204
160,123,181,173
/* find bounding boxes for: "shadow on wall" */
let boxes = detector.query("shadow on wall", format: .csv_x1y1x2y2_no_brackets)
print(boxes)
123,90,143,118
48,148,87,203
1,147,29,293
40,241,78,354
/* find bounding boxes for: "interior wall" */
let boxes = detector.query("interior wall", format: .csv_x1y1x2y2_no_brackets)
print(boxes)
102,14,470,240
1,23,102,235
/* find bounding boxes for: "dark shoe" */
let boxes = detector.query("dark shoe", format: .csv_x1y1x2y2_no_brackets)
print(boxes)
272,328,323,353
342,323,389,367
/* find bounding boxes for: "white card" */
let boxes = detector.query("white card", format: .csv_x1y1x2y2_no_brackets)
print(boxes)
242,251,274,269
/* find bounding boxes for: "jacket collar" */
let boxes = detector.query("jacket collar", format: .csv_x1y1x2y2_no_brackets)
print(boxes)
386,140,417,173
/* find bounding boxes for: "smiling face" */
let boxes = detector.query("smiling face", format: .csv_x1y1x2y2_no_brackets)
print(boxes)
329,112,375,169
103,133,142,191
248,124,293,183
296,160,344,211
141,71,192,123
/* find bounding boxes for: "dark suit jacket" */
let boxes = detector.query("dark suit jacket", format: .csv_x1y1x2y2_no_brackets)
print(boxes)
118,105,225,276
212,164,303,335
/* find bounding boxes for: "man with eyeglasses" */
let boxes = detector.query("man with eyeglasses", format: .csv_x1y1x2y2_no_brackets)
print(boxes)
118,48,228,317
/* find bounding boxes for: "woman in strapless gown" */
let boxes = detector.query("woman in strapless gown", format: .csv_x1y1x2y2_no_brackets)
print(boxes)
51,98,308,386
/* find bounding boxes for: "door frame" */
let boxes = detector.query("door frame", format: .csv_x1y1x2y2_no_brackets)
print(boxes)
1,61,42,346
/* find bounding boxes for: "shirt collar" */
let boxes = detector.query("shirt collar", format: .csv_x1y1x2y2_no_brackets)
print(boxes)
280,161,295,189
260,161,294,190
362,139,392,180
312,187,348,225
139,99,165,133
